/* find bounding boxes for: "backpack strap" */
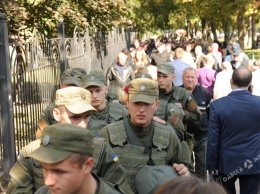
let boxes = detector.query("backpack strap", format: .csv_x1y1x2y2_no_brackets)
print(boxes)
123,118,143,147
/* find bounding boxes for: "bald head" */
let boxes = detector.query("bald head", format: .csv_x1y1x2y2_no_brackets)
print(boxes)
232,68,252,88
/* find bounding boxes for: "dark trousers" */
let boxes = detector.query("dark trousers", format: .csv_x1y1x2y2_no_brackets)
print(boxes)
192,137,207,180
219,173,260,194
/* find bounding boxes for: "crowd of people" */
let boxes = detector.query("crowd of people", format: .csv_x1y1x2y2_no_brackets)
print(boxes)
5,34,260,194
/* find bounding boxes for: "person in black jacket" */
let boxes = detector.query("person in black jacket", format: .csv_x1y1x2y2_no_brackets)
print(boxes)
182,67,212,180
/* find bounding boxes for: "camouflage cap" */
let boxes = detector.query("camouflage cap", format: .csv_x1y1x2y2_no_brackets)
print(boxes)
128,78,158,104
82,69,106,88
135,72,153,79
61,69,82,86
135,165,179,194
55,86,96,114
71,67,87,77
157,63,175,75
27,123,95,163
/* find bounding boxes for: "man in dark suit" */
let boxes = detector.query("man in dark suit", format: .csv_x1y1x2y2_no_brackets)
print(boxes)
206,67,260,194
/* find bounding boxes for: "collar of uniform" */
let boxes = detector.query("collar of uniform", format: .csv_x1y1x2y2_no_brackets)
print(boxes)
92,172,101,194
159,85,174,96
91,104,108,120
128,117,154,136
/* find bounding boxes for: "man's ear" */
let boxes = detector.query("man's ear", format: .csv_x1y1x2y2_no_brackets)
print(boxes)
104,86,108,95
126,99,130,109
230,79,233,85
82,157,94,175
171,74,175,82
53,108,61,122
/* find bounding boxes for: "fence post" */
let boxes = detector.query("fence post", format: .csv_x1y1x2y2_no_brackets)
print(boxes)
58,18,66,75
0,12,16,188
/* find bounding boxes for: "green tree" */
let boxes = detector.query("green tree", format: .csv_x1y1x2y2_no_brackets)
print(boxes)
0,0,131,38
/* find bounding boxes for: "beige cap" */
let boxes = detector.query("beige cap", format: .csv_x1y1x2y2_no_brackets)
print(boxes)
55,86,96,114
128,78,159,104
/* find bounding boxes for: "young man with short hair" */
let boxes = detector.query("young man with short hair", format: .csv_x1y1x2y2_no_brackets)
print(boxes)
100,78,191,192
6,87,130,194
30,124,124,194
82,69,129,135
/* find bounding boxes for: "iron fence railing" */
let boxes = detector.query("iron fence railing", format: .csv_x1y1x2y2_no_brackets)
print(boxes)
0,12,131,190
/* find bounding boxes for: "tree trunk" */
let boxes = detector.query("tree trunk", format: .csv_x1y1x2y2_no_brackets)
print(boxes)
211,22,218,41
222,19,231,48
237,6,246,50
201,18,206,38
245,15,252,49
252,13,256,48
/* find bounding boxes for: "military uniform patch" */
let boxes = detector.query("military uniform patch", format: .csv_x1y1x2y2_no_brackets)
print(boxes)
112,153,118,162
140,85,146,92
43,135,50,145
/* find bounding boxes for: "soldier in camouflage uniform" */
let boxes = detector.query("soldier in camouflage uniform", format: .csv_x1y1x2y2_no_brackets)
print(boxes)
156,64,201,152
82,69,129,135
28,124,125,194
100,78,192,192
35,68,84,139
6,87,130,194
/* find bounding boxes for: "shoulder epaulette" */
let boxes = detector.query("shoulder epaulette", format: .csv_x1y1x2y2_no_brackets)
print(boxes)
153,122,171,150
107,121,127,146
108,102,129,120
155,100,168,120
172,87,186,101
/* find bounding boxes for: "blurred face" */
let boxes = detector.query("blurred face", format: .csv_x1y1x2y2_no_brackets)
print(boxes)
134,40,140,48
117,53,126,66
234,53,243,62
157,72,175,92
182,69,198,91
41,155,92,194
135,51,142,61
165,45,171,52
195,46,202,56
54,107,90,128
127,100,160,127
157,45,165,53
186,45,191,52
130,50,136,58
86,85,108,110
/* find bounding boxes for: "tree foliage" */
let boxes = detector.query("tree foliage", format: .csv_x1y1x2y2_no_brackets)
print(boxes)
0,0,260,43
0,0,131,38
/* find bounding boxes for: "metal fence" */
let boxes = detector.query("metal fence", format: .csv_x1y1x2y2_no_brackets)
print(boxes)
0,13,131,190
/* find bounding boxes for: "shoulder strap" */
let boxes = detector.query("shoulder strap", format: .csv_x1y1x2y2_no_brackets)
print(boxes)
172,87,185,102
122,118,143,147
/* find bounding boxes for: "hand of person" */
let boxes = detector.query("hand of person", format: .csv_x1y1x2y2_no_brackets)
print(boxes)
174,103,185,115
153,116,166,124
173,163,190,177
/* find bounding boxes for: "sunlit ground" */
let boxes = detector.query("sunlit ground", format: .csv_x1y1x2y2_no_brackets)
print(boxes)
245,49,260,60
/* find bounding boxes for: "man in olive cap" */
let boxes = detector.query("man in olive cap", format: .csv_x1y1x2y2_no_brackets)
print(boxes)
28,124,124,194
156,63,201,153
82,69,128,135
35,68,84,138
100,78,191,192
7,87,130,194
